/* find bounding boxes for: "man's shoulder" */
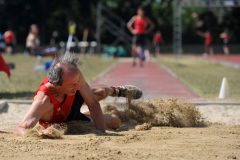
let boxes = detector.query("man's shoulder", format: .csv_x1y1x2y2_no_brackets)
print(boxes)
33,91,52,108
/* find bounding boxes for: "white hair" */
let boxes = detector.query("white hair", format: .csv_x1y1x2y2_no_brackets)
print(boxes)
48,54,79,85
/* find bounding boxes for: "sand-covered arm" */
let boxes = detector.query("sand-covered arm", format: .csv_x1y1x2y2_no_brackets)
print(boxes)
14,93,50,136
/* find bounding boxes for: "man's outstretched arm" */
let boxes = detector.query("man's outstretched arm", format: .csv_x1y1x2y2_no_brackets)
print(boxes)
79,81,105,132
14,93,50,136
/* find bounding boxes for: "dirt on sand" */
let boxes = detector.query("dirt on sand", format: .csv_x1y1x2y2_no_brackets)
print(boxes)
0,99,240,160
104,98,205,129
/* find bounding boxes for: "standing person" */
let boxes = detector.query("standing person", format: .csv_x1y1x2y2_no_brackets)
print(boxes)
127,7,154,67
25,24,57,57
204,31,214,56
152,31,163,57
66,21,79,54
3,27,16,54
50,30,60,49
220,29,230,55
25,24,40,55
197,30,214,56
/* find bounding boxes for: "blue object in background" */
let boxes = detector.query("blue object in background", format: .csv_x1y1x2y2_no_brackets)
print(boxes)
44,60,53,71
0,32,5,51
103,46,128,57
137,50,146,61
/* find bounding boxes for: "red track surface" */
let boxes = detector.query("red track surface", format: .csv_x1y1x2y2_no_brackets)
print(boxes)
92,61,200,101
209,55,240,64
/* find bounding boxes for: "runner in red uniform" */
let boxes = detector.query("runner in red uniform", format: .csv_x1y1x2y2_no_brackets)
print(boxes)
204,31,214,56
3,27,16,54
127,7,154,67
14,54,143,137
197,30,214,56
152,31,163,56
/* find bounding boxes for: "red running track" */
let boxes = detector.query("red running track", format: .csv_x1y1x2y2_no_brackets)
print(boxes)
92,61,201,101
209,55,240,65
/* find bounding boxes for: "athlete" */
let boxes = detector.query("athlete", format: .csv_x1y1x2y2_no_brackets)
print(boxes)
3,27,16,54
220,29,230,55
152,31,163,56
26,24,40,55
14,54,142,137
204,31,214,56
25,24,58,57
127,7,154,67
197,30,214,56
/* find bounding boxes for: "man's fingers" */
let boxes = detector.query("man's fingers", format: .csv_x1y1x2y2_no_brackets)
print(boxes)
37,128,53,138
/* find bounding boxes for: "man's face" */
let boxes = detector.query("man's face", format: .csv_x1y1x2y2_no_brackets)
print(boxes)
60,71,81,96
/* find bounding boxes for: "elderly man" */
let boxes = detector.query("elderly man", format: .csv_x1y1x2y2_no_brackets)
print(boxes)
14,54,142,136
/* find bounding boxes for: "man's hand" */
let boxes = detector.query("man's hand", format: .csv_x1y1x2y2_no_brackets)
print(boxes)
14,126,28,136
37,126,62,139
130,29,137,35
14,92,51,136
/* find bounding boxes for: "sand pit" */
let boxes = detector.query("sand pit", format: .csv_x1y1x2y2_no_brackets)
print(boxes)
0,99,240,160
104,98,205,129
22,98,205,138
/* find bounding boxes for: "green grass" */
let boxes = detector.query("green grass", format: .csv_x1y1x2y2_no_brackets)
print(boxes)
156,56,240,101
0,54,116,99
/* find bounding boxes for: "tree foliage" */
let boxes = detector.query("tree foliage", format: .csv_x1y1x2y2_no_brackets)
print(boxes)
0,0,239,46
